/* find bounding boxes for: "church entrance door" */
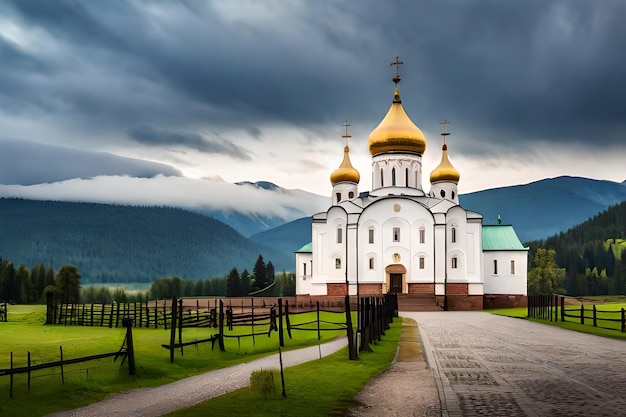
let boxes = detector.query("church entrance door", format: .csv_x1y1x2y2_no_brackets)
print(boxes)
389,273,403,294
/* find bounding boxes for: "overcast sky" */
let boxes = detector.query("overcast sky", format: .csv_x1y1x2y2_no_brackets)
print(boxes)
1,0,625,198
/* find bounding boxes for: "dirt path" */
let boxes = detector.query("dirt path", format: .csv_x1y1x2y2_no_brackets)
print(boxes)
344,318,441,417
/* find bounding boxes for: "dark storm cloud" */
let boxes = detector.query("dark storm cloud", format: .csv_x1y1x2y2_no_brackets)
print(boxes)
0,138,181,185
1,0,625,153
128,125,251,160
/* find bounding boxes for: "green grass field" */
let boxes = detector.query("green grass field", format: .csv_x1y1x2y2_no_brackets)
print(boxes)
0,305,358,416
488,303,626,339
167,320,402,417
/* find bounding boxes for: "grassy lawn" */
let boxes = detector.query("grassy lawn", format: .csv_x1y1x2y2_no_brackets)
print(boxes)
487,303,626,340
167,319,402,417
0,305,355,416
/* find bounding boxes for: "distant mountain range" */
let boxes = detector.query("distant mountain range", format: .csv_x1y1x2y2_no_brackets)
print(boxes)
459,176,626,242
0,198,294,283
1,176,624,284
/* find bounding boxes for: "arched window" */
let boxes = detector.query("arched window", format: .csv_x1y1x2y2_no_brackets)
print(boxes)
510,260,515,275
392,167,396,186
393,227,400,242
335,192,341,203
405,168,409,186
451,227,457,243
451,257,458,269
419,227,426,244
335,258,342,269
493,260,498,274
368,228,375,244
419,257,425,269
337,227,343,244
380,169,384,187
368,257,375,269
348,191,354,199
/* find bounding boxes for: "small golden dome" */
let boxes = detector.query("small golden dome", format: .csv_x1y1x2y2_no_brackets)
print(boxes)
430,143,460,183
368,87,427,156
330,145,360,185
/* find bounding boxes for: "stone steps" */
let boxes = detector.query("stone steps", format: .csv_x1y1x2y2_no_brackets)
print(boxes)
397,294,443,312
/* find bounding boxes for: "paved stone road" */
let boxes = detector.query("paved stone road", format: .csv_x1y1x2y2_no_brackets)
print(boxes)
403,312,626,417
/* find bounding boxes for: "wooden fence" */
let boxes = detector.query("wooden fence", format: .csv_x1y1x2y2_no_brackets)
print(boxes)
46,296,221,329
0,318,135,399
164,294,397,362
528,294,626,333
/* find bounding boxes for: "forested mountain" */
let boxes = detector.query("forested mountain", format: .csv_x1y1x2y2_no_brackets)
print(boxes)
460,176,626,242
0,198,293,283
527,201,626,296
249,217,313,256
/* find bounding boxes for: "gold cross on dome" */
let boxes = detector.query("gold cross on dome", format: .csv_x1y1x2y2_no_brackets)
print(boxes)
440,119,450,144
390,56,404,78
342,120,351,146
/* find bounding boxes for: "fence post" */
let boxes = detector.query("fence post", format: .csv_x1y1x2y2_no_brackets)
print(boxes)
278,298,284,348
169,297,177,363
10,352,13,399
27,351,31,391
178,298,184,357
285,300,292,339
580,304,584,325
218,300,225,351
554,294,558,322
345,295,357,360
60,346,64,384
561,296,565,322
316,301,321,341
622,308,625,333
109,302,114,328
593,304,597,327
122,318,136,375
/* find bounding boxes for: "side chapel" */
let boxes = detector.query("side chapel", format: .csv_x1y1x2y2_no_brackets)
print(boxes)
295,59,528,310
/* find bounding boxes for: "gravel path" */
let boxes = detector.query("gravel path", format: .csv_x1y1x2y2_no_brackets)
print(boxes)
406,311,626,417
46,338,348,417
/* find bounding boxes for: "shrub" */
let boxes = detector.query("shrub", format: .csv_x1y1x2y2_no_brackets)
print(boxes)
250,369,277,398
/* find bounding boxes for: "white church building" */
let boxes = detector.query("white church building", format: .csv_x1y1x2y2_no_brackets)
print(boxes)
295,64,528,310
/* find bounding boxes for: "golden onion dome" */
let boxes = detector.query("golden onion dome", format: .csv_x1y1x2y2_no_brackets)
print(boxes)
367,86,427,156
330,145,360,185
430,143,460,183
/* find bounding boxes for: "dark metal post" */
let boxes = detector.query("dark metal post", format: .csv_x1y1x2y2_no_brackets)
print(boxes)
278,298,284,348
122,317,136,375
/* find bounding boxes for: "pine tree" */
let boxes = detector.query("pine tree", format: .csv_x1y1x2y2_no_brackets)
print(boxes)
240,269,250,296
226,267,240,297
55,265,82,303
1,261,15,302
252,255,267,292
31,262,47,302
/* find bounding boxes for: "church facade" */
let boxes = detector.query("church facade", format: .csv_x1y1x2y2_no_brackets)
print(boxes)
295,67,528,310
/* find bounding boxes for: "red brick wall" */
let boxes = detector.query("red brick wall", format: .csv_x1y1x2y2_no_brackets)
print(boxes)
358,283,382,295
446,283,468,295
408,283,435,294
327,283,348,296
483,294,528,309
447,295,483,310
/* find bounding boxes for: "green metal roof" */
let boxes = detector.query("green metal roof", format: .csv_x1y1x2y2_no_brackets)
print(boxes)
295,242,312,253
482,225,527,251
